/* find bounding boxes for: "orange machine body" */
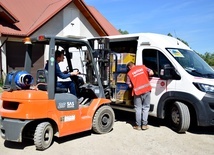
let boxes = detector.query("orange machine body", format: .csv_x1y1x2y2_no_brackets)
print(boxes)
0,90,111,137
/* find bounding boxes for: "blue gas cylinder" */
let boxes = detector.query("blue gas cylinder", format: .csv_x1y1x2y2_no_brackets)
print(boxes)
14,71,34,89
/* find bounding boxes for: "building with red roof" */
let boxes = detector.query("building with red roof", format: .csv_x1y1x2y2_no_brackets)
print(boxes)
0,0,120,80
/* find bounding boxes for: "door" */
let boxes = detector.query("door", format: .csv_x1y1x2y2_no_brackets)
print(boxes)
141,48,174,117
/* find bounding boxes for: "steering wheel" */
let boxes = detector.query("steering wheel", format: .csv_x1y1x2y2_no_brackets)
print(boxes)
72,68,79,72
65,66,78,72
66,66,86,76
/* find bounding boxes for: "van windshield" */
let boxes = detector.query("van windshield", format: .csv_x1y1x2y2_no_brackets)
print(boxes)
167,48,214,78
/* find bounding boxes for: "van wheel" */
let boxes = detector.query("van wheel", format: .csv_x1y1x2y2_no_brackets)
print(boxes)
92,105,115,134
169,102,190,133
34,122,53,150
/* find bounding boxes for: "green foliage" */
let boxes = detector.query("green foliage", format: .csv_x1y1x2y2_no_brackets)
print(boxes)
198,52,214,66
167,33,173,37
118,29,129,34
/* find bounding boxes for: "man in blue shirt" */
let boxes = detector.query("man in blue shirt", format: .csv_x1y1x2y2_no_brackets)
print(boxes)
45,50,79,96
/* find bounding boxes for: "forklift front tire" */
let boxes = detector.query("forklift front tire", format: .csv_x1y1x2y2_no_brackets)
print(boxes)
34,122,54,150
92,105,115,134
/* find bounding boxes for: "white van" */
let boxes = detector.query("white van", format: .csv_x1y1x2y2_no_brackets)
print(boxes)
87,33,214,133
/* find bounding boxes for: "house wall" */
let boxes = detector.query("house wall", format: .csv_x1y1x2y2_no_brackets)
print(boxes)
32,3,99,72
32,3,99,38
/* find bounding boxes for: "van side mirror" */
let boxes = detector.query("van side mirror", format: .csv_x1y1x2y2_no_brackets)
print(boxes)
160,64,180,80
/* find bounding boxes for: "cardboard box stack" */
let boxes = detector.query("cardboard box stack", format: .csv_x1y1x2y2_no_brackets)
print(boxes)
110,53,136,105
111,53,136,72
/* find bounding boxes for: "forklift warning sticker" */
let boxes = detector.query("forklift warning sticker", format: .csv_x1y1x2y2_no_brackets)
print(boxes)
61,115,76,122
168,49,184,57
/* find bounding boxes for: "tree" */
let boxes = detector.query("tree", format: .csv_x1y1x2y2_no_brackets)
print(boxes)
118,29,129,34
198,52,214,66
167,33,173,37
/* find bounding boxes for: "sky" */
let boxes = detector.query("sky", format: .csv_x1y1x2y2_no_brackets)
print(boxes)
85,0,214,54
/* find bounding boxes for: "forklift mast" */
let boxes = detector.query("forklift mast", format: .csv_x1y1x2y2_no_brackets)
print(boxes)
88,37,120,101
88,38,110,86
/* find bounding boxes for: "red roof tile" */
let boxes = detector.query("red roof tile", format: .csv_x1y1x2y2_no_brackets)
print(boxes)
0,0,72,36
0,0,119,37
0,1,19,23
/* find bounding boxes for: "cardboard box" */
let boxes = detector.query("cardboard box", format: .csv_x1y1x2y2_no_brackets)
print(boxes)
119,53,136,64
111,63,128,73
115,73,127,83
110,73,127,86
110,53,136,73
111,53,135,63
111,73,127,83
116,83,132,101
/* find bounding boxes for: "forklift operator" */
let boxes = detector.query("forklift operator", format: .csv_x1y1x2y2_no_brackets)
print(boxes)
45,50,79,96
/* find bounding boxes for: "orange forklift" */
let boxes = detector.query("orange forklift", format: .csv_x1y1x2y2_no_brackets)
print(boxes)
0,35,115,150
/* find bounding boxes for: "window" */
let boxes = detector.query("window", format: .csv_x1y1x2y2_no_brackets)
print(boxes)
167,48,214,78
143,49,172,77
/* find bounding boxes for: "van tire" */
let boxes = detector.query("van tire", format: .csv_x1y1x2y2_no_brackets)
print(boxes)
92,105,115,134
169,101,190,133
34,122,53,150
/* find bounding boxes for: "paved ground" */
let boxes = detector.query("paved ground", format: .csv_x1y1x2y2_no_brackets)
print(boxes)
0,93,214,155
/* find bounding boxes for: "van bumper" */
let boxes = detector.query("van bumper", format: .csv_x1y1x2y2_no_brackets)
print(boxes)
200,93,214,126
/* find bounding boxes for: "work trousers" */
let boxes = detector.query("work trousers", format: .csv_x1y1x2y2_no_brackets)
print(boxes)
134,91,151,126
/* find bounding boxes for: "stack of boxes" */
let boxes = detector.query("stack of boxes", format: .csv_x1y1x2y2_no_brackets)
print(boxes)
110,53,136,105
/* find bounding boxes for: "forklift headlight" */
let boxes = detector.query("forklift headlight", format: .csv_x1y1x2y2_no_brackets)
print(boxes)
193,82,214,93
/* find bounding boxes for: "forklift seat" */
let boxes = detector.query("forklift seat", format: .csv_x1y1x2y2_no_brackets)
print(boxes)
36,69,67,93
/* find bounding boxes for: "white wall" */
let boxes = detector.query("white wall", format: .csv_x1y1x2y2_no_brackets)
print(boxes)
32,3,99,39
59,4,99,38
0,37,7,80
32,3,99,62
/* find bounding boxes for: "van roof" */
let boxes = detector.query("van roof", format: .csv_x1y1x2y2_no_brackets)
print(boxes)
89,33,191,50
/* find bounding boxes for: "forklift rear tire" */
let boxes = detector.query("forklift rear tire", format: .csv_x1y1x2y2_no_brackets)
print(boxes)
92,105,115,134
34,122,53,150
